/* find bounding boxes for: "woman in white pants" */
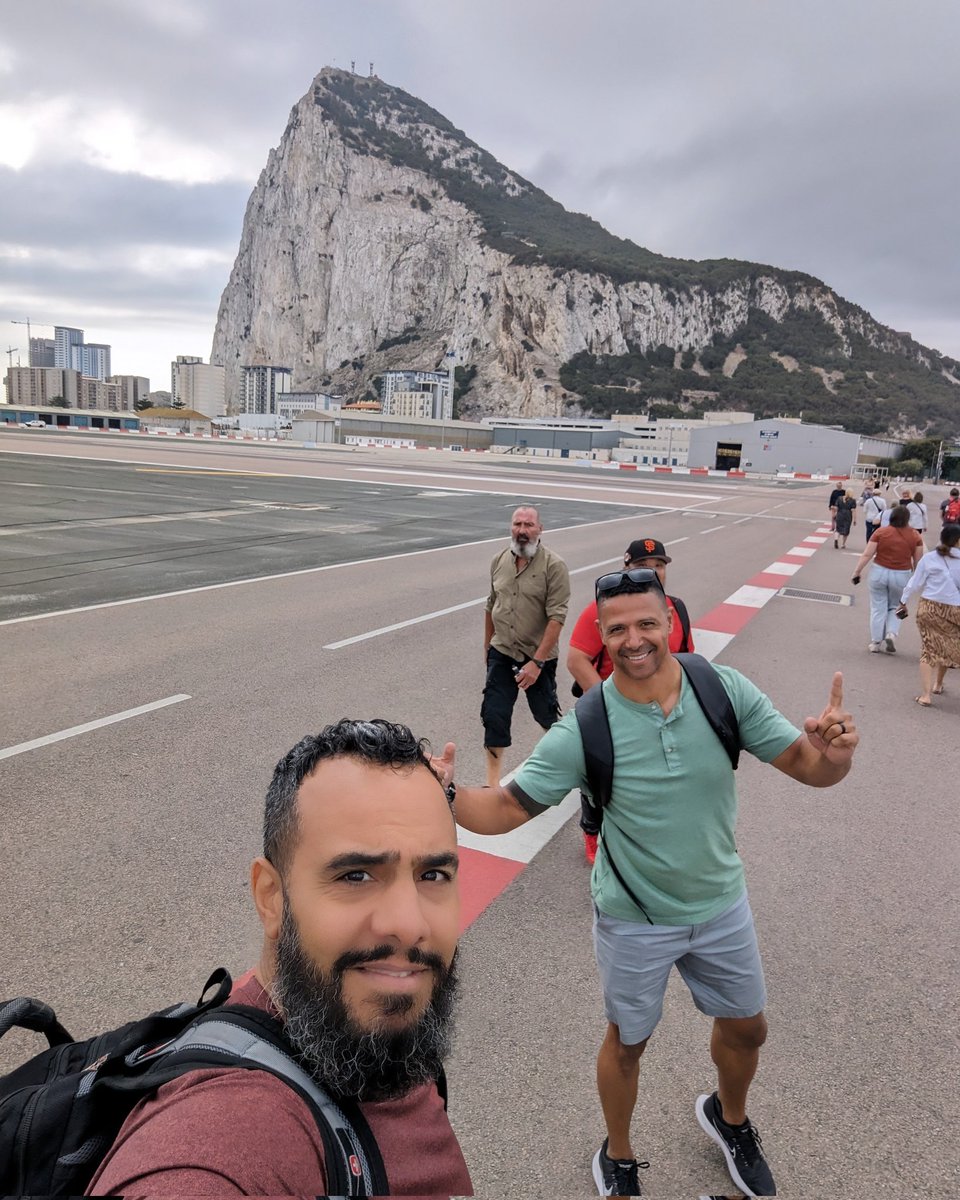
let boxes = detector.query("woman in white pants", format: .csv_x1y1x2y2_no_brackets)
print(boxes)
851,505,923,652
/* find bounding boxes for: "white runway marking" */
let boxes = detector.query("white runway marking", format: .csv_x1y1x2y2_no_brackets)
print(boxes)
699,525,727,535
0,694,191,761
324,554,628,649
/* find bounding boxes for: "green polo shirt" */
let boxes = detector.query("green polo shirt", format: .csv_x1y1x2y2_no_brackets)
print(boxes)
510,667,801,925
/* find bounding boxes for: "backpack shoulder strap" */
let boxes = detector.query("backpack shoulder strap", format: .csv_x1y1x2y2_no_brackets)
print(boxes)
668,595,691,652
123,1006,389,1197
675,653,741,769
574,680,613,808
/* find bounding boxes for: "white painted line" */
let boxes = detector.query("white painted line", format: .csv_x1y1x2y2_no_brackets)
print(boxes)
325,554,625,649
725,584,780,608
456,789,581,863
787,546,817,557
325,598,485,649
0,513,641,628
699,525,727,534
353,466,723,503
732,517,752,525
0,694,191,761
805,536,829,544
764,561,802,576
689,628,736,662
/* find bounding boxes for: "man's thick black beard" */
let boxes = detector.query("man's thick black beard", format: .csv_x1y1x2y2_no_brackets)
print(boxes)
271,903,459,1102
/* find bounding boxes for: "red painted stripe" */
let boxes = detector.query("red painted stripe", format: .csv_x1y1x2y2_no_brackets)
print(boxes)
777,553,811,564
458,846,526,931
692,603,758,635
746,571,793,589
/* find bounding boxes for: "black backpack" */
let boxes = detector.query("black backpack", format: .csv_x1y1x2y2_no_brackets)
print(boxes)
574,653,741,923
0,968,391,1196
571,596,692,697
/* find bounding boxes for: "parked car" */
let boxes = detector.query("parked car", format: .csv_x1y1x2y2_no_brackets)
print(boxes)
22,419,49,428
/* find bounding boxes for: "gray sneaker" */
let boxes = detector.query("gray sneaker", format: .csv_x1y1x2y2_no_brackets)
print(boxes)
884,635,897,652
696,1092,776,1197
868,642,882,653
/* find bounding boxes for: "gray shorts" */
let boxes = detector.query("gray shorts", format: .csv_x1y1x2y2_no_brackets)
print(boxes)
593,890,766,1044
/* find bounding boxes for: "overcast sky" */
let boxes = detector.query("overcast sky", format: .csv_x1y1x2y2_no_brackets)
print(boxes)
3,0,959,391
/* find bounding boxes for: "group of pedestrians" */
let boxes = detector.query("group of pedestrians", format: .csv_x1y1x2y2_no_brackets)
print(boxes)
471,504,857,1197
849,481,960,705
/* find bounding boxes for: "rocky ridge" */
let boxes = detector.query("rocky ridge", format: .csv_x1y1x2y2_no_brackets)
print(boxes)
211,68,958,433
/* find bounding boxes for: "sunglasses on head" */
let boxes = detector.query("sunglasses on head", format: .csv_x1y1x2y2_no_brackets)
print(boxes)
595,567,665,601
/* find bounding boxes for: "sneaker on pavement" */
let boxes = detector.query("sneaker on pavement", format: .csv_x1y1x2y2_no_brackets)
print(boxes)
696,1092,776,1197
584,831,599,865
868,642,882,653
884,635,897,652
592,1137,648,1196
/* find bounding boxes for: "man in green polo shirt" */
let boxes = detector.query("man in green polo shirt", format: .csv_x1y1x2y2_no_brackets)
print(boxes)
438,570,858,1197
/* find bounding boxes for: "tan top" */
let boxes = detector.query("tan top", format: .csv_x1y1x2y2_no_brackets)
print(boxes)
486,543,570,660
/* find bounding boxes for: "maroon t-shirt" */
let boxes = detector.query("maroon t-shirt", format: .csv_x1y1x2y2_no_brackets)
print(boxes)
87,971,472,1196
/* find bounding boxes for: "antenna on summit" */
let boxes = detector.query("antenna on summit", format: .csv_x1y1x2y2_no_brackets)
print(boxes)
350,60,355,74
369,61,375,76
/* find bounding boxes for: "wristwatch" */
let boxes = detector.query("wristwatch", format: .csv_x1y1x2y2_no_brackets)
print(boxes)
532,658,546,669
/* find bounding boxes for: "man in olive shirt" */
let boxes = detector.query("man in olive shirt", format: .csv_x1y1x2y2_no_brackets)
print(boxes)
482,504,571,787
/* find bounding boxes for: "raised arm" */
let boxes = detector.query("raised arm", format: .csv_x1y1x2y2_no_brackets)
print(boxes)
429,742,531,834
771,672,857,787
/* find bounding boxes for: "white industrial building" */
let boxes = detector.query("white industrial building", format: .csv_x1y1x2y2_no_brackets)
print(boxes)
380,367,453,420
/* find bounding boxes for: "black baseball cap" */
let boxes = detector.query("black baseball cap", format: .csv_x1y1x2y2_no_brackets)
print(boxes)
624,538,671,565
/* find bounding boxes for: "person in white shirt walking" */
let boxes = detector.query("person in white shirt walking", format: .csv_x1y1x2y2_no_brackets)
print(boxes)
897,524,960,706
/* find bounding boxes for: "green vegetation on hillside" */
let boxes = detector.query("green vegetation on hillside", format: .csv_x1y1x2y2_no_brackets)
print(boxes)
560,308,960,437
313,70,959,439
314,72,815,291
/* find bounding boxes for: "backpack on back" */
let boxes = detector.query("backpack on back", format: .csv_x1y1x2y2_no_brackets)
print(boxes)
574,653,741,923
0,969,389,1197
944,497,960,524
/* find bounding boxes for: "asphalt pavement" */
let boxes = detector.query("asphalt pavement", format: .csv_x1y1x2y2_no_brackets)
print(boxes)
1,435,957,1198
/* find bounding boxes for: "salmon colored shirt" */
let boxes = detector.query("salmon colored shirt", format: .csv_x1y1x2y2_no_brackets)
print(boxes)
870,525,923,570
87,972,472,1197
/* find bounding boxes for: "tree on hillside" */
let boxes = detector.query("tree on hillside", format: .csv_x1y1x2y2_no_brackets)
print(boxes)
133,397,153,412
170,398,186,410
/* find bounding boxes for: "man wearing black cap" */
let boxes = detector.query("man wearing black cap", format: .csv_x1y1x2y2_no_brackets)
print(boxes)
567,537,694,863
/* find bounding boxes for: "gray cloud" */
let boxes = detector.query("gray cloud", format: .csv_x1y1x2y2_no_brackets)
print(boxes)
3,0,959,386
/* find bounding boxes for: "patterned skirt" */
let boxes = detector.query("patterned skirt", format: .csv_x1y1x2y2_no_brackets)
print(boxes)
916,598,960,667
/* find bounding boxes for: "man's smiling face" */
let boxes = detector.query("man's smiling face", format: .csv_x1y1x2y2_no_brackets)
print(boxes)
597,588,673,682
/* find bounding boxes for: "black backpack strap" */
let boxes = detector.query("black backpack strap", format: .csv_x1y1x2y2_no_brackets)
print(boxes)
0,997,73,1047
675,653,740,769
106,1006,388,1196
574,680,613,810
669,595,692,653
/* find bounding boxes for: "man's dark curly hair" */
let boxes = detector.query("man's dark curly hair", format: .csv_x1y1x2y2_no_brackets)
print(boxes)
263,719,443,874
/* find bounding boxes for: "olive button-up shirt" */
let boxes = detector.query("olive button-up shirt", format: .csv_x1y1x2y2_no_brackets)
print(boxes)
486,544,570,660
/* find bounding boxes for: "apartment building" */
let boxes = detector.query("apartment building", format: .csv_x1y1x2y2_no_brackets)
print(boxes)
171,356,226,419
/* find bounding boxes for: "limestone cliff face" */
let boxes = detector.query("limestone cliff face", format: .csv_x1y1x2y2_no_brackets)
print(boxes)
211,69,924,418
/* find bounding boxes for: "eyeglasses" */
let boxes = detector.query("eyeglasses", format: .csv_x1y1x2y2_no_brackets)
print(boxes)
595,567,665,601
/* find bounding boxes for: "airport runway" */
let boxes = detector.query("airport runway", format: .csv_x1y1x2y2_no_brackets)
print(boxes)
1,432,957,1197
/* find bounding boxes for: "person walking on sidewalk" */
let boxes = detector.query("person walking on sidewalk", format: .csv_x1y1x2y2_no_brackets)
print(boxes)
861,490,887,544
567,537,694,864
851,504,923,653
481,505,570,788
436,570,858,1198
827,484,845,531
833,491,857,548
897,523,960,706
